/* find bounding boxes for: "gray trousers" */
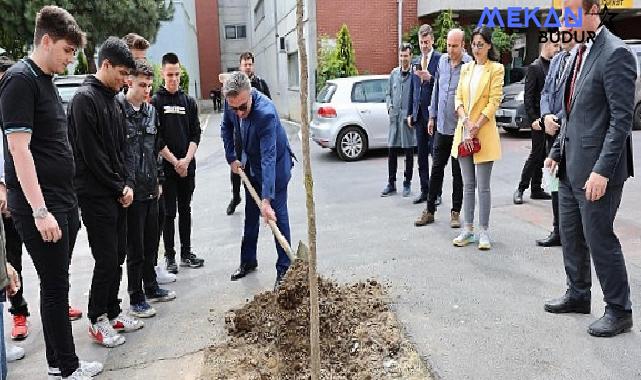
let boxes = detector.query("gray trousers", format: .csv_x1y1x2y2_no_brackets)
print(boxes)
458,155,494,229
558,179,631,312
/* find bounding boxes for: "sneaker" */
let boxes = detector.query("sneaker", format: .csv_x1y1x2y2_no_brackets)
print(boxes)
146,287,177,303
453,230,476,247
111,314,144,333
129,302,157,318
166,256,178,274
51,360,104,380
155,265,176,284
450,211,461,228
402,184,411,197
415,210,434,226
88,315,125,348
6,344,25,362
180,253,204,268
11,314,29,340
478,231,492,250
381,183,397,197
69,307,83,321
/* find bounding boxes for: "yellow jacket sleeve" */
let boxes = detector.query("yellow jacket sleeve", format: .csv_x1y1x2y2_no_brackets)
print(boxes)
480,63,504,119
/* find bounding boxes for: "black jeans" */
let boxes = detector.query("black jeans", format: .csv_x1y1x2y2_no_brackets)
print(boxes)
163,175,196,259
230,170,241,199
518,129,556,192
427,132,463,213
415,115,432,195
13,210,80,377
79,197,127,323
3,216,29,316
126,200,160,305
388,147,414,186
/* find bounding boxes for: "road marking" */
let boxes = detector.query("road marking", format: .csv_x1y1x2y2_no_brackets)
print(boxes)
201,113,212,134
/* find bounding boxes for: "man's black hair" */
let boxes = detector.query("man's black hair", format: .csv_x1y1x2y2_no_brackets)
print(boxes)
98,36,135,69
162,52,180,66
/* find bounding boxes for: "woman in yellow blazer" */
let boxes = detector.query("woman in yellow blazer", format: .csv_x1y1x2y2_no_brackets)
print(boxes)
451,26,504,250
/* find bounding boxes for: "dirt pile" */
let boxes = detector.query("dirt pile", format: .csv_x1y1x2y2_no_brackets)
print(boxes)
201,261,431,380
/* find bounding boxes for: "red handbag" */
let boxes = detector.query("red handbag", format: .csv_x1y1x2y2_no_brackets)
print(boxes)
458,138,481,157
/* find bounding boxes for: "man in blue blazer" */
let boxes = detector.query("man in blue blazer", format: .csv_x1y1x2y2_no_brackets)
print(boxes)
407,24,441,204
220,72,295,287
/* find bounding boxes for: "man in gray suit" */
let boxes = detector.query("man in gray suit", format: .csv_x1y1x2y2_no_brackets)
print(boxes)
544,0,636,337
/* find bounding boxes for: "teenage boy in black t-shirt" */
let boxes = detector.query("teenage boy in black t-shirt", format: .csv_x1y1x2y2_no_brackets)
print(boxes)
0,6,103,380
152,53,204,274
68,37,140,349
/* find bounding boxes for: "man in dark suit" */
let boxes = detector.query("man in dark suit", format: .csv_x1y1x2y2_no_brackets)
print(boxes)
220,71,295,288
407,24,441,204
545,0,636,337
514,41,559,205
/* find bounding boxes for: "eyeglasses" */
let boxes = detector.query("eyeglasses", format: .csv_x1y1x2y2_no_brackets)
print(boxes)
229,101,249,112
471,42,486,49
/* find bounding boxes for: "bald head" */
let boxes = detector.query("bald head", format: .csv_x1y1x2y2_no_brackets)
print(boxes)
446,28,465,62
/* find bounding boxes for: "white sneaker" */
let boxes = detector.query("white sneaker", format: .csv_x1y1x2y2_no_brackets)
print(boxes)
478,231,492,250
6,344,25,362
49,361,103,379
155,265,176,284
88,315,126,348
111,313,144,333
62,370,91,380
453,230,476,247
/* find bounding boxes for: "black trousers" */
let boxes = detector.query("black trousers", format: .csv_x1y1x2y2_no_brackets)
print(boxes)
415,115,432,195
518,129,555,192
13,209,80,377
126,200,160,305
387,147,414,186
79,197,127,323
230,170,241,199
162,175,195,259
559,179,631,312
427,132,463,213
3,215,29,316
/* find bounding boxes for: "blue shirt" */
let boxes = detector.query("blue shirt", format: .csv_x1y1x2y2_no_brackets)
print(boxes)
428,53,472,135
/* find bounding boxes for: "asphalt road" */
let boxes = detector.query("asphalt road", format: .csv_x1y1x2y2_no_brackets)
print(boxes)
6,113,641,380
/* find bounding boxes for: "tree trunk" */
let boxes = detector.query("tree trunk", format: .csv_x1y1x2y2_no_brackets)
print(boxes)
85,43,97,74
295,1,321,379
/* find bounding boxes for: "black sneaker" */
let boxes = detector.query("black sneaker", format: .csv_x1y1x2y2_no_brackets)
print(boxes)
165,256,178,274
146,287,177,303
180,253,204,268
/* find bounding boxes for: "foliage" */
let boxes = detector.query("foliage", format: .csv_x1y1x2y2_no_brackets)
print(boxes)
432,9,457,52
316,25,358,93
402,25,420,57
74,50,88,74
491,27,515,55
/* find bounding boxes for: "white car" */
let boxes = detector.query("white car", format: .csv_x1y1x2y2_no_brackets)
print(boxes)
311,75,391,161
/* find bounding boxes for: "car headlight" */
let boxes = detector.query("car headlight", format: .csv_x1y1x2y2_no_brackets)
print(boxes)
516,90,524,102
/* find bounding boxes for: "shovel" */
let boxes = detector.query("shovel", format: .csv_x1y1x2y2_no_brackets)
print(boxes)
237,168,308,262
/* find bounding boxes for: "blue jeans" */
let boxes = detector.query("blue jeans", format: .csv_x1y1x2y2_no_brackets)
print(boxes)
1,302,7,380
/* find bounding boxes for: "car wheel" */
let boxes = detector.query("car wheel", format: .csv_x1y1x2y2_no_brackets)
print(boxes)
336,126,368,161
633,103,641,131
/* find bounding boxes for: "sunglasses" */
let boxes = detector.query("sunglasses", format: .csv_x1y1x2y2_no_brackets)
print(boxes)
471,42,486,49
230,101,249,112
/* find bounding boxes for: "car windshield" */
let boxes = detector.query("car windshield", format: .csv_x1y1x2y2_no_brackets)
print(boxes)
57,84,80,103
317,83,336,103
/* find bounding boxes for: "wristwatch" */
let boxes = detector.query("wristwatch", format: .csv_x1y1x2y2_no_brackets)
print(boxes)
32,207,49,220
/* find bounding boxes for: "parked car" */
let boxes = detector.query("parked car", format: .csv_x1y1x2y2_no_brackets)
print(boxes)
311,75,390,161
496,79,528,135
54,74,86,113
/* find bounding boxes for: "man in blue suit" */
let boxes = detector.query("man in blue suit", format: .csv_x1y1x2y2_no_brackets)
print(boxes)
407,24,441,204
220,72,295,287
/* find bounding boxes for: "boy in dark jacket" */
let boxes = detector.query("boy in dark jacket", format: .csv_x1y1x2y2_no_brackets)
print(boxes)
152,53,203,274
68,37,141,348
118,60,176,319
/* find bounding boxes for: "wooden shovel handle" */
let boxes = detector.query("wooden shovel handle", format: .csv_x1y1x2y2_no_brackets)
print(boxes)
237,168,295,262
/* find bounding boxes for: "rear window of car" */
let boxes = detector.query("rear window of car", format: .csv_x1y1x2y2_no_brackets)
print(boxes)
317,83,336,103
351,79,387,103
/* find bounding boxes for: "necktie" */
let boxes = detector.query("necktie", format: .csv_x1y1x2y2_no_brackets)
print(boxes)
566,44,586,112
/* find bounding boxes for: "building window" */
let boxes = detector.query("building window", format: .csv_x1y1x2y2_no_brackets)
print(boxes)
288,52,299,89
254,0,265,29
225,25,247,40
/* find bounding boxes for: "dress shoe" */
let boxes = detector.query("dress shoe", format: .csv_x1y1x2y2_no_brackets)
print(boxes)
531,189,552,200
513,189,524,205
226,196,242,215
381,183,397,197
415,210,434,226
544,292,591,314
413,193,427,204
588,309,633,337
230,263,258,281
450,211,461,228
435,195,442,206
536,231,562,247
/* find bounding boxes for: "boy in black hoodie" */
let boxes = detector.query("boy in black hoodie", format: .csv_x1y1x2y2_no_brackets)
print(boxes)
68,37,141,348
152,53,203,274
